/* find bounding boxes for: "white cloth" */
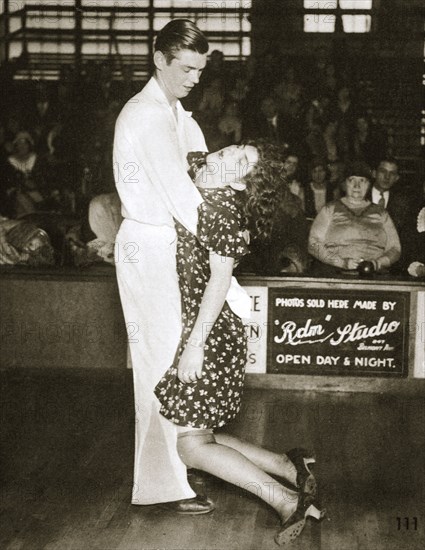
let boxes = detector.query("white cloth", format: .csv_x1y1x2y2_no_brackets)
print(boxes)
113,77,207,505
372,187,389,208
113,77,206,234
226,276,251,319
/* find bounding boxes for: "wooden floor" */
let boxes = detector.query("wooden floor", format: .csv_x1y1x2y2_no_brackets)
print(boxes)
1,368,424,550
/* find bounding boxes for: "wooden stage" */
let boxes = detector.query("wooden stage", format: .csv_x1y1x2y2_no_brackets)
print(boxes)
1,367,424,550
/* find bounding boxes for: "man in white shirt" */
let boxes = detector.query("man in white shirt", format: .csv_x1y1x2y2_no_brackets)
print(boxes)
370,158,411,234
113,20,214,513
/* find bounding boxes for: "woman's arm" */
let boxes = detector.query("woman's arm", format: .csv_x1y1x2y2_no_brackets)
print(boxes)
177,252,234,384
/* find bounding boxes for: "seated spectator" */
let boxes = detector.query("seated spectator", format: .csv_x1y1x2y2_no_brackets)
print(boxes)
87,192,122,263
308,161,401,275
402,179,425,277
285,152,308,203
197,77,225,120
369,158,411,234
305,122,328,162
245,96,290,149
331,86,357,161
352,114,387,168
305,95,331,131
24,80,59,153
1,131,50,218
323,120,339,162
328,159,346,199
0,215,55,266
217,100,242,146
65,192,122,266
302,159,333,220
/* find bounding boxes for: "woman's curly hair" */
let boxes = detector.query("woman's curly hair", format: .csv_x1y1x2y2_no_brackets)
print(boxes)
236,140,301,240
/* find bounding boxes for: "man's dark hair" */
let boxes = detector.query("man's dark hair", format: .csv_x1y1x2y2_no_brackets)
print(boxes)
376,157,399,171
155,19,208,64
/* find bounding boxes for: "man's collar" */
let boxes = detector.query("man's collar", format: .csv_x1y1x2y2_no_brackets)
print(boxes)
144,77,192,117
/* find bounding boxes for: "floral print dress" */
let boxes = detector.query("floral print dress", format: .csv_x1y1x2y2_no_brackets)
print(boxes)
154,187,249,429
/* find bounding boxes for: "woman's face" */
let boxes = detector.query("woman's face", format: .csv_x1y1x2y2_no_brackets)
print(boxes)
345,176,370,200
312,165,327,184
14,138,32,156
199,145,258,188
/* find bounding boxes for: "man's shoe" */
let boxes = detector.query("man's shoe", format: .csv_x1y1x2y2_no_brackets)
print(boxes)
159,495,215,515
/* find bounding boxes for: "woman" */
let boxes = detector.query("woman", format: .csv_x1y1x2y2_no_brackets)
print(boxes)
308,161,401,274
155,143,324,545
2,131,49,218
302,159,333,220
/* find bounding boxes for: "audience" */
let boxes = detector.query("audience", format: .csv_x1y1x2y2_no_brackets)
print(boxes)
0,215,55,266
302,159,333,220
308,161,401,275
369,158,411,235
402,179,425,277
1,131,50,218
0,50,422,278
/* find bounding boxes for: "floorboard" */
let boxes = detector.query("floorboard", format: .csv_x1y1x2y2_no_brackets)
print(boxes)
1,368,424,550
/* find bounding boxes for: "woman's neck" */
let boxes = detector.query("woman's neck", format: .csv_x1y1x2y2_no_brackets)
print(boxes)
342,195,368,207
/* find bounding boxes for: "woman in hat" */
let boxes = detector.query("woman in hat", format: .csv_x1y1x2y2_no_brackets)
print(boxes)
308,160,401,274
2,130,48,218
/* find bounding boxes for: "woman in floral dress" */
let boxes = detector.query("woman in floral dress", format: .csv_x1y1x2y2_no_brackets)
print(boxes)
155,143,324,545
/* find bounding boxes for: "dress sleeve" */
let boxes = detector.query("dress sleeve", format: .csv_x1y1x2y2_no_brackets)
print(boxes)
197,201,249,259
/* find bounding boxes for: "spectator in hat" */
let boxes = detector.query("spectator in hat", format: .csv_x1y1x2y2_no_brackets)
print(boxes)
308,160,401,275
1,130,49,217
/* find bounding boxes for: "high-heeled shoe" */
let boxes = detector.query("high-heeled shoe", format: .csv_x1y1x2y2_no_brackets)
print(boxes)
286,447,317,497
275,493,325,546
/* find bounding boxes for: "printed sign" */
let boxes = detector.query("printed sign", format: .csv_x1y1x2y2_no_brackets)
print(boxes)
242,286,268,374
268,288,410,377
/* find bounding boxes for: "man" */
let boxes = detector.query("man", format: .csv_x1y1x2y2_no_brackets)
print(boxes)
370,158,411,234
113,20,214,513
245,96,290,148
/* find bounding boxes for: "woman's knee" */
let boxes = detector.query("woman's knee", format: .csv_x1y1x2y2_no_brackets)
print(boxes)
177,431,215,468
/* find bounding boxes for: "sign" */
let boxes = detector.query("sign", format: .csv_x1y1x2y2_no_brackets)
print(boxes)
268,288,410,377
242,286,268,374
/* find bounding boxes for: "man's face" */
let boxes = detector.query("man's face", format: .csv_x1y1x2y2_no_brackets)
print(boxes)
283,156,298,178
155,49,207,101
374,161,399,191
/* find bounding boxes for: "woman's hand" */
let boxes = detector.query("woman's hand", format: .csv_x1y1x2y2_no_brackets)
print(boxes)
177,345,204,384
345,258,361,270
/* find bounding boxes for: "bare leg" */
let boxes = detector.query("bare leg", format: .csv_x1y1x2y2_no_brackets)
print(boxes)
177,432,298,521
214,432,298,486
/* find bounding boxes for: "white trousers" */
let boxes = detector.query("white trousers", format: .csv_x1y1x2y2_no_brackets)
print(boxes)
115,219,196,505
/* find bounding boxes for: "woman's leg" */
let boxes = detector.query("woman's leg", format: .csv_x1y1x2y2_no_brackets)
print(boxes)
177,431,297,521
214,432,298,486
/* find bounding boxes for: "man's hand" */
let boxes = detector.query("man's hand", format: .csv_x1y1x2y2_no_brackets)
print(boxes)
177,345,204,384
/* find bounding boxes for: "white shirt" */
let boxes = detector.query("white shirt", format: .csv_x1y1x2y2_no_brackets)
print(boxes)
372,186,389,207
113,77,207,234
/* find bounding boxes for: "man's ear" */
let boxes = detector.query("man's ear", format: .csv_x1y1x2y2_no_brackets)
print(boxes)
153,50,166,72
229,181,246,191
